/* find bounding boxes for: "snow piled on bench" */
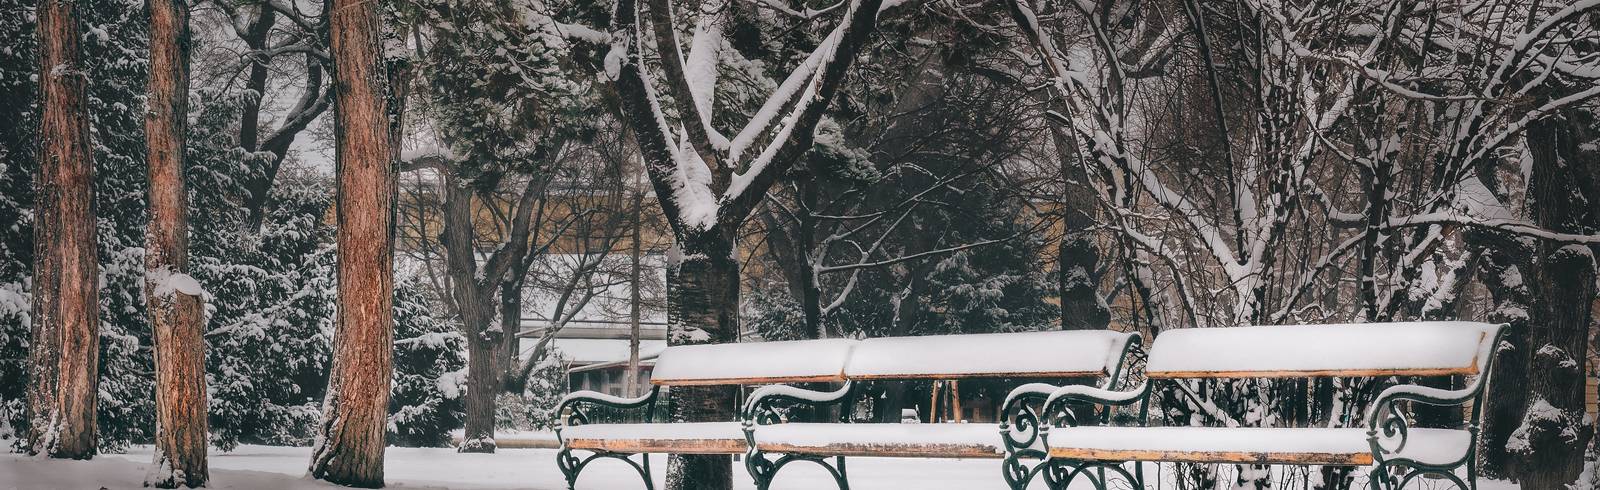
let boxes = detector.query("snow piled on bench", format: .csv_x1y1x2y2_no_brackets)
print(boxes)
650,339,857,384
844,330,1133,379
1048,426,1471,466
1145,321,1500,377
756,423,1005,458
561,422,746,442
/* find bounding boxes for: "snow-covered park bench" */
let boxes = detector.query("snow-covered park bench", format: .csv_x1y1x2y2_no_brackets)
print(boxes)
1023,321,1506,490
553,330,1141,490
740,330,1141,490
554,338,858,489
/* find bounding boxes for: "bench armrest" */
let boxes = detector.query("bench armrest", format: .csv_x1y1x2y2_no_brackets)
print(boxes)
557,386,660,426
1043,381,1150,411
1364,383,1478,430
1000,383,1059,417
1363,381,1481,458
997,383,1062,451
741,381,854,425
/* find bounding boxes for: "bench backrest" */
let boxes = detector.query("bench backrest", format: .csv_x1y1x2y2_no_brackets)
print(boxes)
1144,321,1504,379
650,339,857,386
842,330,1140,380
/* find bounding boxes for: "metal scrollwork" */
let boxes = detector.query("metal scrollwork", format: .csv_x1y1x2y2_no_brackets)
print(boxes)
564,407,590,427
741,383,855,490
1001,450,1043,490
552,387,663,489
744,438,849,490
747,397,787,426
1368,400,1412,456
1001,401,1042,450
555,449,654,490
1041,461,1139,490
1367,463,1471,490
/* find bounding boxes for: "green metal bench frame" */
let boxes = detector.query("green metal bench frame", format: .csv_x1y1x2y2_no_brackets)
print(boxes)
1023,323,1508,490
740,381,858,490
739,333,1143,490
995,336,1146,490
554,386,665,490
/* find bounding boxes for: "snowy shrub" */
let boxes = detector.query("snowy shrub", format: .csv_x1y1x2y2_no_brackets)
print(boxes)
194,173,336,450
496,353,569,431
0,0,36,449
746,289,808,341
85,0,157,452
389,280,467,447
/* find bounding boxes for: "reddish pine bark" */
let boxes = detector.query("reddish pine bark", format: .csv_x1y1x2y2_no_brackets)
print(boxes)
26,0,100,460
144,0,208,486
309,0,395,486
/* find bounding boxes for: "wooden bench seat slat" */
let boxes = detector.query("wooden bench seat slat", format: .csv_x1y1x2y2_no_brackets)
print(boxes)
1146,367,1479,379
1051,447,1374,466
755,423,1005,459
758,442,1004,459
846,370,1108,381
1045,427,1471,467
560,422,747,455
650,374,848,386
564,437,747,455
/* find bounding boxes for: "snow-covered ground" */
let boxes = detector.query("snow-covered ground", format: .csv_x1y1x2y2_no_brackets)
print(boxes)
0,445,1524,489
2,445,1019,489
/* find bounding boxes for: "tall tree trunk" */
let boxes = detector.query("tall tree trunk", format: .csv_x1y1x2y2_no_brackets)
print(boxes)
26,0,99,460
664,225,740,490
443,182,499,453
309,0,395,485
144,0,208,485
460,310,500,454
1051,125,1107,331
1513,117,1598,489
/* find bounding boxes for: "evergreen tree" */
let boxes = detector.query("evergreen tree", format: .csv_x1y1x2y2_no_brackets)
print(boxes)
388,279,466,447
0,0,38,446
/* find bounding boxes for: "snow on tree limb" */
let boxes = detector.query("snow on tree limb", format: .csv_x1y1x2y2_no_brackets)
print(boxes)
609,0,895,234
720,0,885,220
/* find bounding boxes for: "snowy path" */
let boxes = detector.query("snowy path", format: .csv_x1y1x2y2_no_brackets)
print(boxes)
1,444,1518,489
3,444,1022,489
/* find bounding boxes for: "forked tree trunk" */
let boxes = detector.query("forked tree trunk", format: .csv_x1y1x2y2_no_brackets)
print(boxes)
309,0,395,485
664,226,740,490
144,0,208,486
26,0,99,460
441,181,501,454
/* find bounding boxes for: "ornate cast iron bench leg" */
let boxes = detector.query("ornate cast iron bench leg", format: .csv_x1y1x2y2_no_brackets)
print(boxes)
744,428,849,490
1001,449,1048,490
1368,463,1472,490
557,448,654,490
1043,460,1139,490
